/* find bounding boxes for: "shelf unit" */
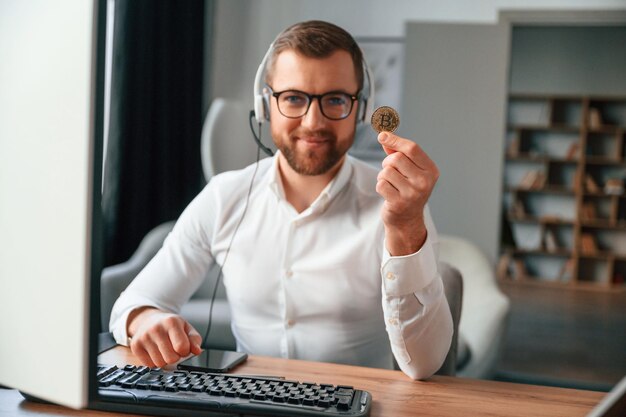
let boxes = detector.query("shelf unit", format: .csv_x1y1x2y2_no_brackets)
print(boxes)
500,94,626,289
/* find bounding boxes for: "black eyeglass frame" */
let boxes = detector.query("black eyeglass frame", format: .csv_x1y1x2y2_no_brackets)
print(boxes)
268,87,360,121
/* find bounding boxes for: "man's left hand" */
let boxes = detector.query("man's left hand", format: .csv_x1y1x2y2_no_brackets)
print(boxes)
376,132,439,256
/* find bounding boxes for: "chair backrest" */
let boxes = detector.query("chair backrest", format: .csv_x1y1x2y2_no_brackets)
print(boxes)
437,234,510,378
435,262,463,376
200,98,274,181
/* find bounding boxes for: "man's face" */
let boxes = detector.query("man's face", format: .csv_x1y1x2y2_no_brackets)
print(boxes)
268,49,359,176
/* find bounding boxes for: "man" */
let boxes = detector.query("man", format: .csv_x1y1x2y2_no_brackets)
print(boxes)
110,20,452,380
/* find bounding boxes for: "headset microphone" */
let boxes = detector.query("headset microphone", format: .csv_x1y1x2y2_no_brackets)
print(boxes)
248,110,274,156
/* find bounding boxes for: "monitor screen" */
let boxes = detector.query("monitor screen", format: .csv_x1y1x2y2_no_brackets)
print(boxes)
0,0,105,409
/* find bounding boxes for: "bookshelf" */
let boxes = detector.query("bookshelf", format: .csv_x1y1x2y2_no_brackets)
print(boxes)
500,94,626,289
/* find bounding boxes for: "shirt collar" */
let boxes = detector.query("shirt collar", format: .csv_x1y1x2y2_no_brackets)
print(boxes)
265,150,354,215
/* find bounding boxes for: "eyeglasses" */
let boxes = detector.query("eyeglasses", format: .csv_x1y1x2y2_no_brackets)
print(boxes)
269,87,358,120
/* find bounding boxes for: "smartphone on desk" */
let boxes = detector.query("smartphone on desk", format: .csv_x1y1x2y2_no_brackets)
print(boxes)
178,350,248,373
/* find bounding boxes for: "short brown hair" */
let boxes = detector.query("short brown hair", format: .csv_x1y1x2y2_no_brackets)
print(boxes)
265,20,364,91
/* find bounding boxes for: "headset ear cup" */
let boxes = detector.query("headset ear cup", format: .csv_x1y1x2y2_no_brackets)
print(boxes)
262,89,270,121
359,55,374,125
254,94,265,124
357,98,364,123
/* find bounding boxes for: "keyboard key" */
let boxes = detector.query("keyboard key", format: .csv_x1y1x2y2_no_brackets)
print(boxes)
134,366,150,375
252,392,266,401
317,398,331,408
337,397,351,410
97,365,117,379
208,388,223,396
288,395,304,404
164,383,178,392
223,389,237,397
238,391,252,399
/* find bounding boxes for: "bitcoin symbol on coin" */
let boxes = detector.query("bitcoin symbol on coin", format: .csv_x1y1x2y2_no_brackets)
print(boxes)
371,106,400,133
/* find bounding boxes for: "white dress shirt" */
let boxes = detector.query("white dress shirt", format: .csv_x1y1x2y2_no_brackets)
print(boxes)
110,153,453,379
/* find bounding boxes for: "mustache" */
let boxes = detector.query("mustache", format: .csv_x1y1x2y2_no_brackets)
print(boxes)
290,128,335,141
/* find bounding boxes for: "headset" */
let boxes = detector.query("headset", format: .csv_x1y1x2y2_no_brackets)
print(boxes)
251,42,376,127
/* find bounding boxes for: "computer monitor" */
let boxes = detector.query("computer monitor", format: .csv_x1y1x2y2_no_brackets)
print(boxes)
0,0,105,409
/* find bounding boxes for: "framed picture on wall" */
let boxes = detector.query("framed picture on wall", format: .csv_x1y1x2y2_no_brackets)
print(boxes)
351,37,405,165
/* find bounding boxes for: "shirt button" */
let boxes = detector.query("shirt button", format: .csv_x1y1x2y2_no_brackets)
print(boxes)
286,319,295,328
387,318,399,326
285,270,293,279
386,271,396,280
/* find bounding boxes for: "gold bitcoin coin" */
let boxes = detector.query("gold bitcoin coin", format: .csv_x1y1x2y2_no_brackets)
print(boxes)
371,106,400,133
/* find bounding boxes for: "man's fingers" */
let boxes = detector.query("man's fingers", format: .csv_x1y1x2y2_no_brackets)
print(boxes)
382,152,418,180
184,321,204,355
381,144,396,156
129,311,202,366
378,166,407,193
376,179,399,202
142,338,168,368
378,132,436,171
130,342,156,368
169,324,192,357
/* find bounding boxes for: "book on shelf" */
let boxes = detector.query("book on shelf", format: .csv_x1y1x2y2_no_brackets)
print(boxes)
604,178,624,196
557,258,575,282
512,259,527,280
565,142,580,160
543,228,559,252
534,172,547,189
519,170,546,189
588,108,603,129
509,199,526,218
540,214,562,223
496,253,511,280
573,169,583,194
585,175,601,193
580,233,599,254
496,253,529,281
580,202,597,221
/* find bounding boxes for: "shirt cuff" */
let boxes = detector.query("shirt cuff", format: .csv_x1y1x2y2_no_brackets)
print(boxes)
111,307,134,347
381,232,438,296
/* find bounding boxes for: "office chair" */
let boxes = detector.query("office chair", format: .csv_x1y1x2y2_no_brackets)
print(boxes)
200,98,273,180
438,235,510,379
435,263,463,376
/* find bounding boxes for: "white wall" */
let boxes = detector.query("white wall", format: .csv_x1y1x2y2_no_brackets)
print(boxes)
210,0,626,103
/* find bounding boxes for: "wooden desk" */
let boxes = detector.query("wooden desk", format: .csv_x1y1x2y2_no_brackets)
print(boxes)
3,346,604,417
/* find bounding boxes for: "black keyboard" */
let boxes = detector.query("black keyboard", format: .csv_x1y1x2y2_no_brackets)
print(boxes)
95,364,372,417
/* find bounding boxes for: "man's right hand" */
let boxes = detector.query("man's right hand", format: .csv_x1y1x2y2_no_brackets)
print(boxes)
127,307,203,368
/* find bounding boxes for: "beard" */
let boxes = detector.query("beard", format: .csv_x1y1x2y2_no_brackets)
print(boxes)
274,127,353,176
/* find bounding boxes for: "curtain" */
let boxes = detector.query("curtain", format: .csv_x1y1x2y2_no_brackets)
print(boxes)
102,0,206,266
